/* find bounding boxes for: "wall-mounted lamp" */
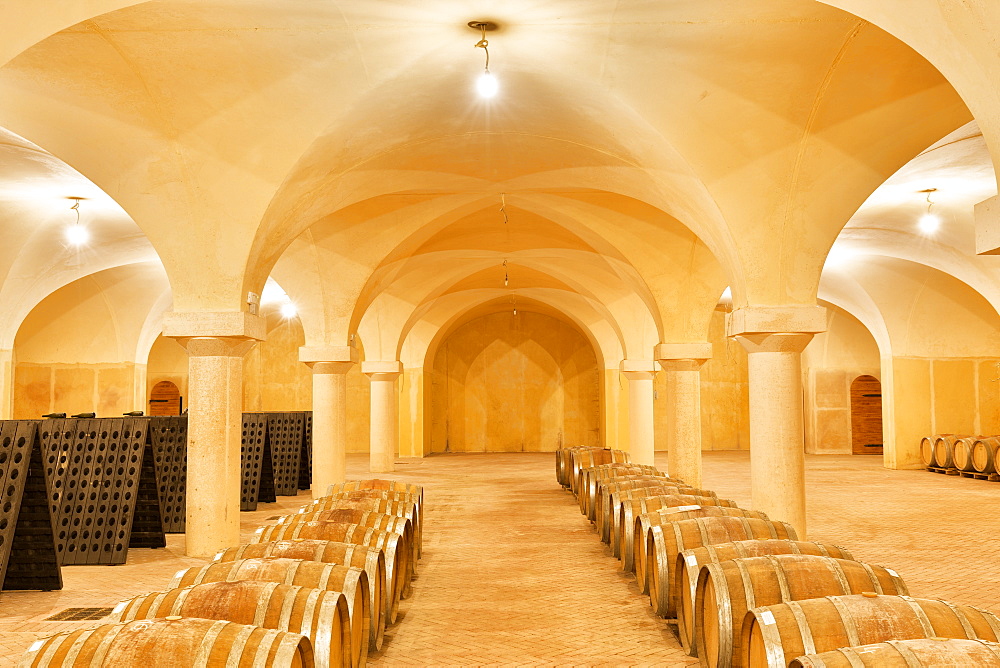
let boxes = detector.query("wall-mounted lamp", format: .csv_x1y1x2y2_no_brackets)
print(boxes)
469,21,498,98
918,188,940,235
66,196,89,246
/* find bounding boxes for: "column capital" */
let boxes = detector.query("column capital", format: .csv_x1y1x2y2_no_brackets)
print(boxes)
362,360,403,380
173,336,256,358
736,332,816,354
299,345,359,365
307,361,355,375
655,342,712,363
726,305,826,338
620,359,657,374
162,310,267,340
659,358,707,372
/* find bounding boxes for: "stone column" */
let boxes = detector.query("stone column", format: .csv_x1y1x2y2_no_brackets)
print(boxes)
164,312,263,558
0,348,12,419
363,361,402,473
620,360,657,466
656,343,712,487
729,306,825,540
300,346,359,499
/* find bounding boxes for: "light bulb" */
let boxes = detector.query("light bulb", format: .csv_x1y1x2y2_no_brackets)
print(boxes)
280,302,297,318
513,308,517,316
66,225,89,246
477,70,498,98
918,212,940,235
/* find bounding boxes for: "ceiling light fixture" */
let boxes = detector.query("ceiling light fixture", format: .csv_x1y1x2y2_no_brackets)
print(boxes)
918,188,940,235
469,21,498,98
66,196,89,246
280,302,297,319
503,259,509,287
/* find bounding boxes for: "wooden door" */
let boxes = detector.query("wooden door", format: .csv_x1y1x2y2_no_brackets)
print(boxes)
149,380,181,416
850,375,882,455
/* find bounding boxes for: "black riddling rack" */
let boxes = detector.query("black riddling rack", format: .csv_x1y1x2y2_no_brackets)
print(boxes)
240,413,270,511
265,412,305,496
298,412,312,491
147,417,187,533
39,418,164,566
0,420,61,591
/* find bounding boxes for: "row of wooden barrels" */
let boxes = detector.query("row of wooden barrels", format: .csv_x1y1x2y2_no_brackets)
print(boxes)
556,445,1000,667
920,433,1000,473
18,479,425,668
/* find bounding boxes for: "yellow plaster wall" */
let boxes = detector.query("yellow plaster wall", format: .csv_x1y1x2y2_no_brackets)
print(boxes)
243,315,311,412
13,362,142,418
428,311,600,453
700,309,751,450
146,334,189,411
801,307,881,454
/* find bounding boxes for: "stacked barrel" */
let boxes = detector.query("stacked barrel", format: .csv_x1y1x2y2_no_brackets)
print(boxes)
921,433,1000,481
555,446,1000,667
19,478,424,668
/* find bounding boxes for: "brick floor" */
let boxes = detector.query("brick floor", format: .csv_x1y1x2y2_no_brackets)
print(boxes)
0,451,997,666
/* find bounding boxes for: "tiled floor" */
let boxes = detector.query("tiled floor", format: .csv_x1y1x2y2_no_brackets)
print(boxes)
1,451,998,666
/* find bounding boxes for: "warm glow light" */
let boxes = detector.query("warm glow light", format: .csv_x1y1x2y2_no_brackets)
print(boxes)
66,225,89,246
280,302,298,318
825,247,855,267
918,212,941,235
477,71,498,98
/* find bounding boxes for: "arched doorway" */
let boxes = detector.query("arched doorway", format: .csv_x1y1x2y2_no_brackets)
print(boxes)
149,380,181,415
428,310,600,453
850,375,882,455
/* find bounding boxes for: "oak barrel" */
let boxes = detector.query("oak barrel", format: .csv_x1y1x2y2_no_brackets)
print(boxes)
695,555,908,667
18,617,314,668
215,540,386,651
556,447,592,486
952,437,978,472
569,448,629,494
933,434,970,469
317,491,422,539
741,594,1000,668
170,557,369,668
581,465,670,517
111,580,350,668
636,507,771,593
598,481,709,539
308,496,421,559
614,494,738,560
252,521,408,623
919,436,936,467
789,637,1000,667
972,437,1000,473
282,509,415,566
674,540,853,659
645,516,797,618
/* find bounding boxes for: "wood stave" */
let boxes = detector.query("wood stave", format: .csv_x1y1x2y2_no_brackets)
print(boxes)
674,540,854,659
18,617,314,668
972,437,1000,473
952,437,979,472
215,540,387,650
573,454,636,503
169,557,369,668
594,475,694,526
599,482,704,542
582,465,669,517
635,507,770,592
308,497,421,560
919,436,936,467
316,491,423,542
252,522,408,624
282,509,416,569
569,449,628,494
110,580,351,668
788,638,1000,667
694,554,908,668
741,594,1000,668
932,434,970,469
644,516,797,619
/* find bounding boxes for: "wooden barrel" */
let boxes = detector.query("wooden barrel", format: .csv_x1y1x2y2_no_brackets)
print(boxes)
972,437,1000,474
569,448,628,494
252,521,408,623
581,465,669,517
674,540,853,659
952,437,979,472
933,434,970,469
614,494,737,560
557,446,593,487
18,617,314,668
283,509,415,566
695,555,908,667
589,473,689,521
598,481,707,537
645,516,797,618
308,497,421,559
170,557,369,668
741,594,1000,668
317,491,423,540
215,540,386,651
919,436,936,467
635,506,770,590
312,490,424,558
111,580,350,668
790,637,1000,667
326,480,423,507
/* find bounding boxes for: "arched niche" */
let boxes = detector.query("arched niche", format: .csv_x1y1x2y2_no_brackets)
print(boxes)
426,309,600,453
850,375,883,455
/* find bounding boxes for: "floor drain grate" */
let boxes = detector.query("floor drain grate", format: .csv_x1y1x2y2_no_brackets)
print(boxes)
44,607,114,621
